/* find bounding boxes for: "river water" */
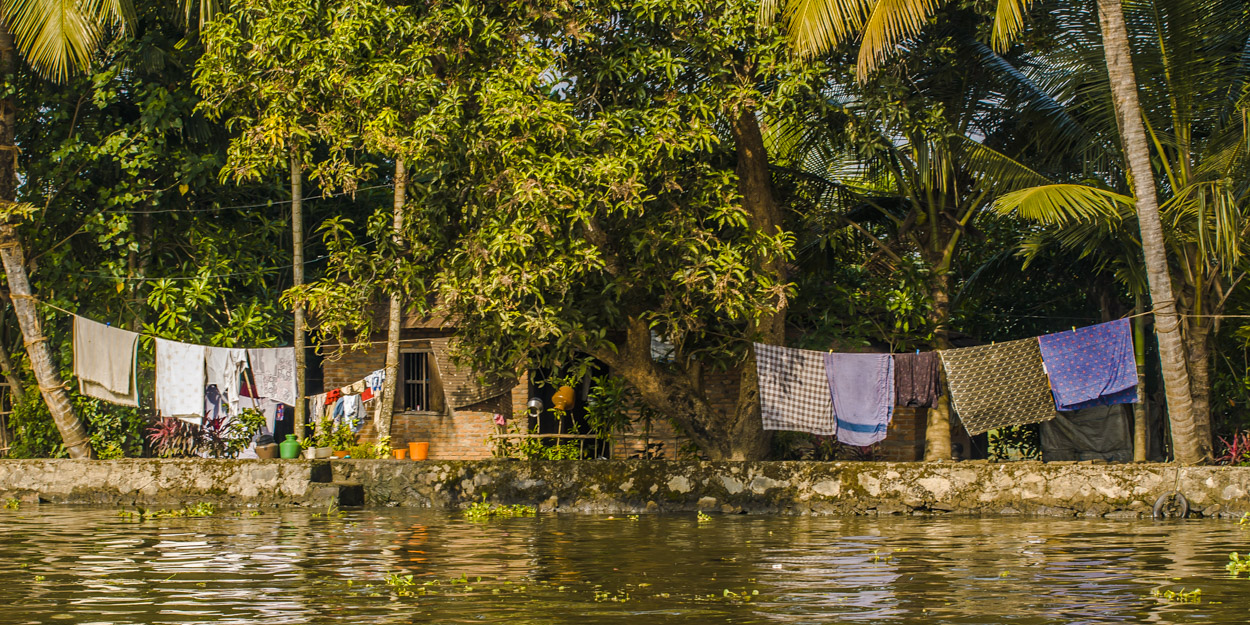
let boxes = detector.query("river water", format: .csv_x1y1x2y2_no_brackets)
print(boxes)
0,505,1246,623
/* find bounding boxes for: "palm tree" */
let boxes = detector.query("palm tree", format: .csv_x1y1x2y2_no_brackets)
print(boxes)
995,0,1250,459
1,0,131,457
768,12,1078,459
761,0,1208,462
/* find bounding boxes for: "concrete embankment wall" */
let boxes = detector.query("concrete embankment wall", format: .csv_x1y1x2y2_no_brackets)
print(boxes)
1,459,1247,518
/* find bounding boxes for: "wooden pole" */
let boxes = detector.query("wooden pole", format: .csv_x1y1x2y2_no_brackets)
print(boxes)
291,152,307,440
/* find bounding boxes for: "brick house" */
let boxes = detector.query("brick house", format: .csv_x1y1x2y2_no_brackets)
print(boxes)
318,316,933,461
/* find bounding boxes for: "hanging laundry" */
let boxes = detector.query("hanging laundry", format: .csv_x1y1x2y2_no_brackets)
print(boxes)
72,316,139,407
824,353,894,447
204,385,225,425
341,394,363,432
939,338,1058,436
259,399,290,435
362,369,385,402
342,379,367,395
1039,404,1133,462
754,343,835,436
247,347,297,407
206,347,248,416
1038,319,1138,411
155,338,207,424
893,351,941,408
325,389,342,406
309,392,327,423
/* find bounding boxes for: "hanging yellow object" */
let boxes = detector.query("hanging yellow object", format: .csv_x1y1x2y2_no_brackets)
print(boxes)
552,386,575,411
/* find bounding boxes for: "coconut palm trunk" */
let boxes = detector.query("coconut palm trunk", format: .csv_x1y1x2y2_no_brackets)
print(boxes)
1095,0,1206,463
0,23,93,458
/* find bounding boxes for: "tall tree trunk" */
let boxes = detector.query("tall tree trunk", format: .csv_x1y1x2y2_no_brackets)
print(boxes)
290,153,306,440
1096,0,1207,463
1132,303,1148,462
924,270,952,461
0,23,92,458
379,159,406,438
728,108,783,461
1184,321,1212,448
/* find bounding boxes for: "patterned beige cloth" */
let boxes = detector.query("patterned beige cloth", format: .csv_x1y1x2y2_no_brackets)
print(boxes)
939,338,1058,435
754,343,835,436
155,338,206,424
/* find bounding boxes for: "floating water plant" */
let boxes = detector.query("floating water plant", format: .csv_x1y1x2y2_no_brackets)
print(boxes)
1227,553,1250,577
1152,587,1202,604
118,503,217,519
464,495,536,521
696,511,711,523
3,498,19,510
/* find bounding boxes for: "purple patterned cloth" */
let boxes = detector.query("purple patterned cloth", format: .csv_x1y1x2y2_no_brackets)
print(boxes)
1038,319,1138,411
824,353,894,447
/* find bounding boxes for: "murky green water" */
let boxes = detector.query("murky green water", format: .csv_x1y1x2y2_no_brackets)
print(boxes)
0,505,1247,623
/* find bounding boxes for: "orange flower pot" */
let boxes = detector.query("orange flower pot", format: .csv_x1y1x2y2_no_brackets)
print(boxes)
392,448,408,460
409,441,429,461
333,450,349,459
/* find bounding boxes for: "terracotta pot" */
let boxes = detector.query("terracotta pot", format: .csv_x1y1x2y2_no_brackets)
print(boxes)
552,385,575,411
255,443,279,459
409,441,429,461
333,450,349,459
392,448,408,460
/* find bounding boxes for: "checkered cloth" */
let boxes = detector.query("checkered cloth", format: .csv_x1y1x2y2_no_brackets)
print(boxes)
939,338,1058,436
754,343,835,436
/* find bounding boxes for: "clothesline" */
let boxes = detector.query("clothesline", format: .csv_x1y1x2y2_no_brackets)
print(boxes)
97,183,395,215
72,237,379,282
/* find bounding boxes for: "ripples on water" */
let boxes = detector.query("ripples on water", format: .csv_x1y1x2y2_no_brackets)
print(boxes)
0,505,1245,624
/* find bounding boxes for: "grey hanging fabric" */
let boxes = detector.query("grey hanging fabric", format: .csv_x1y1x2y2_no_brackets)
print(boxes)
893,351,941,408
428,337,515,409
754,342,835,436
72,316,140,407
939,338,1058,436
1039,405,1133,462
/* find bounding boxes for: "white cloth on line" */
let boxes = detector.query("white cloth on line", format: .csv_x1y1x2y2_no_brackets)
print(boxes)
72,316,139,407
155,338,206,424
247,347,297,407
206,347,248,416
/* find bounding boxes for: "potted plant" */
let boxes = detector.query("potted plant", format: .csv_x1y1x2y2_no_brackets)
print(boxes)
331,421,356,458
313,417,335,459
299,437,317,459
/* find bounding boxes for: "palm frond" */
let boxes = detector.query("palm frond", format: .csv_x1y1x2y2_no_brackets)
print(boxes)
993,184,1133,225
2,0,130,81
857,0,944,76
991,0,1034,53
958,137,1051,195
765,0,875,58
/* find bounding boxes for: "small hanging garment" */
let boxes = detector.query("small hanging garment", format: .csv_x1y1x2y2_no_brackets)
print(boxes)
362,369,385,402
155,338,207,424
204,384,224,425
893,351,941,408
247,347,297,407
754,343,835,436
72,316,139,407
309,392,327,423
824,353,895,447
341,394,363,432
205,347,248,416
1037,319,1138,411
939,338,1058,435
324,389,342,406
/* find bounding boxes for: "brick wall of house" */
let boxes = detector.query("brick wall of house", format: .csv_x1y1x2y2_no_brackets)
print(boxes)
879,407,926,461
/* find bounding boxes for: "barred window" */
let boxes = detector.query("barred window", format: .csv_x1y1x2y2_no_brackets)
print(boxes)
402,351,432,411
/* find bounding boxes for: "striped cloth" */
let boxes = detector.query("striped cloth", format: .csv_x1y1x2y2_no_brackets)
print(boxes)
939,338,1058,436
754,343,835,436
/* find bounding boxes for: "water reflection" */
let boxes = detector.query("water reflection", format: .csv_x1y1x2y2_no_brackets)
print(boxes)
0,507,1245,624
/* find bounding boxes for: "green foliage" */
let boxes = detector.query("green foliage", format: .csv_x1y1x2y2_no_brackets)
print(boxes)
988,425,1042,462
119,502,218,519
1151,587,1201,604
345,436,392,459
6,385,67,459
3,498,19,510
464,496,537,521
1228,552,1250,577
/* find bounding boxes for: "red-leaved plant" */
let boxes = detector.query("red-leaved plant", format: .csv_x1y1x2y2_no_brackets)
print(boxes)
146,417,200,458
1216,431,1250,466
